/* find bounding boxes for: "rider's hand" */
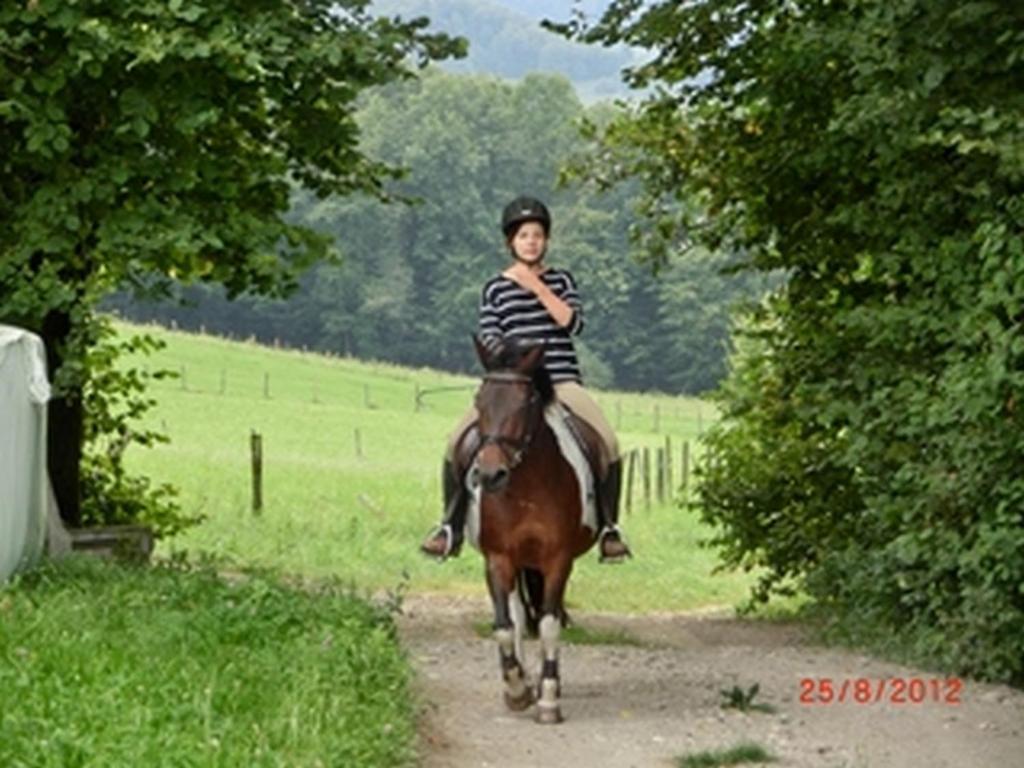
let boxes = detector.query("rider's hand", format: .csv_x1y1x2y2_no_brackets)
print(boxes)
502,263,574,328
503,263,543,293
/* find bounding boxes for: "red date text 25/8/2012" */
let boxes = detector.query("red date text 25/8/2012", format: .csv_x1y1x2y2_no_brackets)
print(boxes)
799,677,962,705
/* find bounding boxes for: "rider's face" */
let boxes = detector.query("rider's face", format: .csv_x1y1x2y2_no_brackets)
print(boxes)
509,221,548,264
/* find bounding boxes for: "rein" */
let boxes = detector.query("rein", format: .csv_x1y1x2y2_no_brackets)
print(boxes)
476,371,543,471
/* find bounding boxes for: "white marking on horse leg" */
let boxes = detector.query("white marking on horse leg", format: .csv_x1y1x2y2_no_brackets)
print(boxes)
539,614,560,664
508,590,526,665
535,615,563,723
535,677,563,723
495,627,529,706
495,626,515,661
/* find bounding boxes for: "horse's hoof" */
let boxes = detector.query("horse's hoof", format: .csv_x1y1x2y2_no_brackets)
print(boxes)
504,688,535,712
535,704,563,725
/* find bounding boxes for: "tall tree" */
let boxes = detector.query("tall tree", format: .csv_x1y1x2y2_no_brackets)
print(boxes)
0,0,462,525
110,69,762,394
290,70,587,372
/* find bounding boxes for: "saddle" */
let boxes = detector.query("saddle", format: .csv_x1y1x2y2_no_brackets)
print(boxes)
454,404,606,549
452,408,606,487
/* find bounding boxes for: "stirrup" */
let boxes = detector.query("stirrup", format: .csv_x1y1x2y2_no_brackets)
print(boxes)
420,524,460,561
598,526,632,563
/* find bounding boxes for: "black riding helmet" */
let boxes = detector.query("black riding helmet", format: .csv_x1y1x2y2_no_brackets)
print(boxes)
501,196,551,237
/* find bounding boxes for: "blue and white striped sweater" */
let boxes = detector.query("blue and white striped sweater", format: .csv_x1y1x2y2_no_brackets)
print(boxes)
478,267,584,384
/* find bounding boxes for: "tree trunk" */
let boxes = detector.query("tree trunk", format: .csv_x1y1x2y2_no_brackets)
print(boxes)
41,309,84,527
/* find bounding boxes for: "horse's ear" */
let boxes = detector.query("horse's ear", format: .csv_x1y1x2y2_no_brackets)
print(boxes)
517,344,545,374
473,334,492,370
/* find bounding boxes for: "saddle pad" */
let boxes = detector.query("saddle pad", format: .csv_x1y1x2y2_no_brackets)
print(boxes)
466,402,598,550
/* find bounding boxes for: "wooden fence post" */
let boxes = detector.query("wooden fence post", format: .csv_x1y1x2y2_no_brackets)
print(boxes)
642,447,651,510
654,448,661,505
250,430,263,515
657,448,665,503
665,436,673,498
625,449,636,516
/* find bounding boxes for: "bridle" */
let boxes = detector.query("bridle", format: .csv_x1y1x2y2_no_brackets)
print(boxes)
475,371,542,471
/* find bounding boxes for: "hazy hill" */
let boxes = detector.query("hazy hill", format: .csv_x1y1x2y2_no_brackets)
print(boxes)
371,0,639,101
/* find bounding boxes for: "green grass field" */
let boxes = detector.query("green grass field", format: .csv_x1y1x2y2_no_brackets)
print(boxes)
121,322,755,613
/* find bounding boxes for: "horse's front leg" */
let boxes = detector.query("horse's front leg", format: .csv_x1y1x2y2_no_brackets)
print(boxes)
535,560,571,724
486,556,533,712
535,613,563,723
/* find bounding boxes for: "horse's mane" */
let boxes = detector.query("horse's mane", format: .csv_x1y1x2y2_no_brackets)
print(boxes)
486,341,555,406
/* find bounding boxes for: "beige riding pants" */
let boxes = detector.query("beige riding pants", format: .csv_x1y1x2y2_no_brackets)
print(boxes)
445,381,619,468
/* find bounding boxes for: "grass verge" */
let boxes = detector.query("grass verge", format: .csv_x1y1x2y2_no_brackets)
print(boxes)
677,742,777,768
0,556,416,768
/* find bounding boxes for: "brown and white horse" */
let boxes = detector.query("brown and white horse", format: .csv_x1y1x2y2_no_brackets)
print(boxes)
468,337,597,724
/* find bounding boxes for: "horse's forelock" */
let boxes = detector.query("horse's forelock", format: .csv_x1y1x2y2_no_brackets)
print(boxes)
483,341,554,405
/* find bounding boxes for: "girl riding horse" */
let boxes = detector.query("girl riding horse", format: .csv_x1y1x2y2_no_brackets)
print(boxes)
420,196,631,563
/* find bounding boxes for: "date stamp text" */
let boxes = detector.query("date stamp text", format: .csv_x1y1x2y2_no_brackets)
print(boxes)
799,677,962,705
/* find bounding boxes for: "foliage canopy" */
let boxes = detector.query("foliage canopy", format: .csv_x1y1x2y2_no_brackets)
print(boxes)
0,0,464,529
555,0,1024,683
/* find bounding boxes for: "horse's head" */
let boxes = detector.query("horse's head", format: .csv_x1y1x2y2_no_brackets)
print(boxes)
471,336,553,493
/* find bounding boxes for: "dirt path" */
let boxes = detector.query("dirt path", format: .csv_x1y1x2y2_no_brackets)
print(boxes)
397,593,1024,768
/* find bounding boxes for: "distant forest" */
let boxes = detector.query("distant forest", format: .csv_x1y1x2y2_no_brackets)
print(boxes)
109,71,768,394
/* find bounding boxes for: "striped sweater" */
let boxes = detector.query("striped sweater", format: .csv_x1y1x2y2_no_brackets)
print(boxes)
478,267,584,384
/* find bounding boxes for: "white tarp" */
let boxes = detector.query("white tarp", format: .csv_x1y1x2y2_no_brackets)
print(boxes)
0,325,51,582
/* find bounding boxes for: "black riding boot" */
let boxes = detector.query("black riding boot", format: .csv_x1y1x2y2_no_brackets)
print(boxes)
420,458,468,560
597,458,631,562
